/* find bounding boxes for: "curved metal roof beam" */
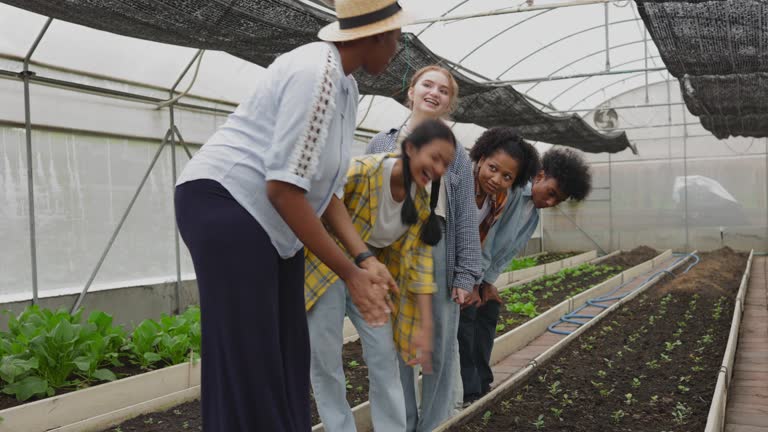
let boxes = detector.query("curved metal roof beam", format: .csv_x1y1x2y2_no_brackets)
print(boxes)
495,17,640,79
456,10,553,65
566,70,663,111
586,78,674,112
547,56,664,107
526,39,650,94
416,0,471,37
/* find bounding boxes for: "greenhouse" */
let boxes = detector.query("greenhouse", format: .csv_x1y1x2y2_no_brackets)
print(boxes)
0,0,765,431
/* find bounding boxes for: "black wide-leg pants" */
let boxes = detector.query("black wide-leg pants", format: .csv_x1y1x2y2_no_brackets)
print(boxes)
175,179,310,431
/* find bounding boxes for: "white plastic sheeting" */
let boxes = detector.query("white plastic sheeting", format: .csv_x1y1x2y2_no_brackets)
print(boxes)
1,0,764,301
543,80,768,253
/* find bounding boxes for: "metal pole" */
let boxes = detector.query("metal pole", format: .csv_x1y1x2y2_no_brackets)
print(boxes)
0,69,233,116
21,17,53,304
413,0,619,24
557,101,686,114
666,79,673,161
540,211,545,253
493,66,666,85
172,125,194,159
495,18,640,80
556,206,607,254
604,3,611,71
170,50,203,96
644,27,649,103
166,50,203,314
71,130,172,313
170,106,182,315
682,107,690,251
608,153,613,251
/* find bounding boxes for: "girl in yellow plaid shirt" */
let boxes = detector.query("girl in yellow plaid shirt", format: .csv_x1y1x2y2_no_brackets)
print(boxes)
305,120,457,431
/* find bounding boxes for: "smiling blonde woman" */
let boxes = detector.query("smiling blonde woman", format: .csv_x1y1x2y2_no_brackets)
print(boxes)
366,65,482,432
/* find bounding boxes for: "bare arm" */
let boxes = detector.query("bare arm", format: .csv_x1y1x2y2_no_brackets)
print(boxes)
267,180,390,325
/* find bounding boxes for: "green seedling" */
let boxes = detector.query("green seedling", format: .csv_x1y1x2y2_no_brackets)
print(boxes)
550,407,563,421
672,402,691,425
611,410,625,424
532,414,545,430
482,410,492,425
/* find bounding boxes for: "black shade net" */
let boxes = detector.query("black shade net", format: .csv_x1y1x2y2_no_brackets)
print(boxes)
2,0,632,152
637,0,768,139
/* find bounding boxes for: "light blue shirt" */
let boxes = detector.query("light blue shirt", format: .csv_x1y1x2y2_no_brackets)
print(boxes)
177,42,358,258
481,183,540,284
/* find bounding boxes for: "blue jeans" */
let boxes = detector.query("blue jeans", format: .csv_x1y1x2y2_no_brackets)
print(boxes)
399,234,462,431
308,279,406,432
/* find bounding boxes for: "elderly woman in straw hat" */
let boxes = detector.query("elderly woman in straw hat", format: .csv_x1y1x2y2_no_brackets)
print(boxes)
174,1,414,430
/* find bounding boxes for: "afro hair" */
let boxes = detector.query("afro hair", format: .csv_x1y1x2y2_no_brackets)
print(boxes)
469,127,541,190
541,147,592,201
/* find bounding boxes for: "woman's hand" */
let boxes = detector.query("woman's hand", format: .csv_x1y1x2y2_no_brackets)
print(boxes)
480,282,503,305
267,181,393,326
359,256,400,311
451,287,468,305
461,284,482,309
408,324,434,374
343,267,392,327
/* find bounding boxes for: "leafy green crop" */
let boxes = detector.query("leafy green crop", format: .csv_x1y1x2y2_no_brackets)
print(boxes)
0,306,125,400
504,257,539,272
0,305,201,402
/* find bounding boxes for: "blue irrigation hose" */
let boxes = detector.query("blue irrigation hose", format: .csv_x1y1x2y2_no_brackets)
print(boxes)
547,253,700,335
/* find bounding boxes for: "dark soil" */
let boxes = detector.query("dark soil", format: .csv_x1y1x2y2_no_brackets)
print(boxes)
451,248,747,432
599,246,659,268
535,252,580,265
495,264,625,336
0,362,147,410
102,399,201,431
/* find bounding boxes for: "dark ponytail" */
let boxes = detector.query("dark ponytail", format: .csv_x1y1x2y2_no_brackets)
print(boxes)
399,119,456,246
400,155,419,225
420,179,442,246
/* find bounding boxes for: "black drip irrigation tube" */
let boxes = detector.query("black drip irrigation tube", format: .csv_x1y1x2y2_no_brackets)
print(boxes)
547,252,701,335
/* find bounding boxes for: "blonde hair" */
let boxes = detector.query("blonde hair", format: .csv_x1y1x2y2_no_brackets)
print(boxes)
407,65,460,116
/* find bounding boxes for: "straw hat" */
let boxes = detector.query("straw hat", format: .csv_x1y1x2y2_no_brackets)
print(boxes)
318,0,416,42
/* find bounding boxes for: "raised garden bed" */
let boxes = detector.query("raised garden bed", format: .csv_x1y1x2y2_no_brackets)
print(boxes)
442,248,748,432
595,245,659,268
504,251,581,273
76,251,607,432
6,248,667,432
494,263,624,336
494,251,597,287
495,247,659,336
0,306,201,432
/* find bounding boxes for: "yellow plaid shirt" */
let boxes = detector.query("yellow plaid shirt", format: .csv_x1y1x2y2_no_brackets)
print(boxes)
305,153,436,362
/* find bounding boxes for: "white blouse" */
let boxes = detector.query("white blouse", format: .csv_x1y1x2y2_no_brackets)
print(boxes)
177,42,358,258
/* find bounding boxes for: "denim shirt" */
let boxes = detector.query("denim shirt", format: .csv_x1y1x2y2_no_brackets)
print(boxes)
177,42,358,258
481,183,540,285
366,129,482,292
